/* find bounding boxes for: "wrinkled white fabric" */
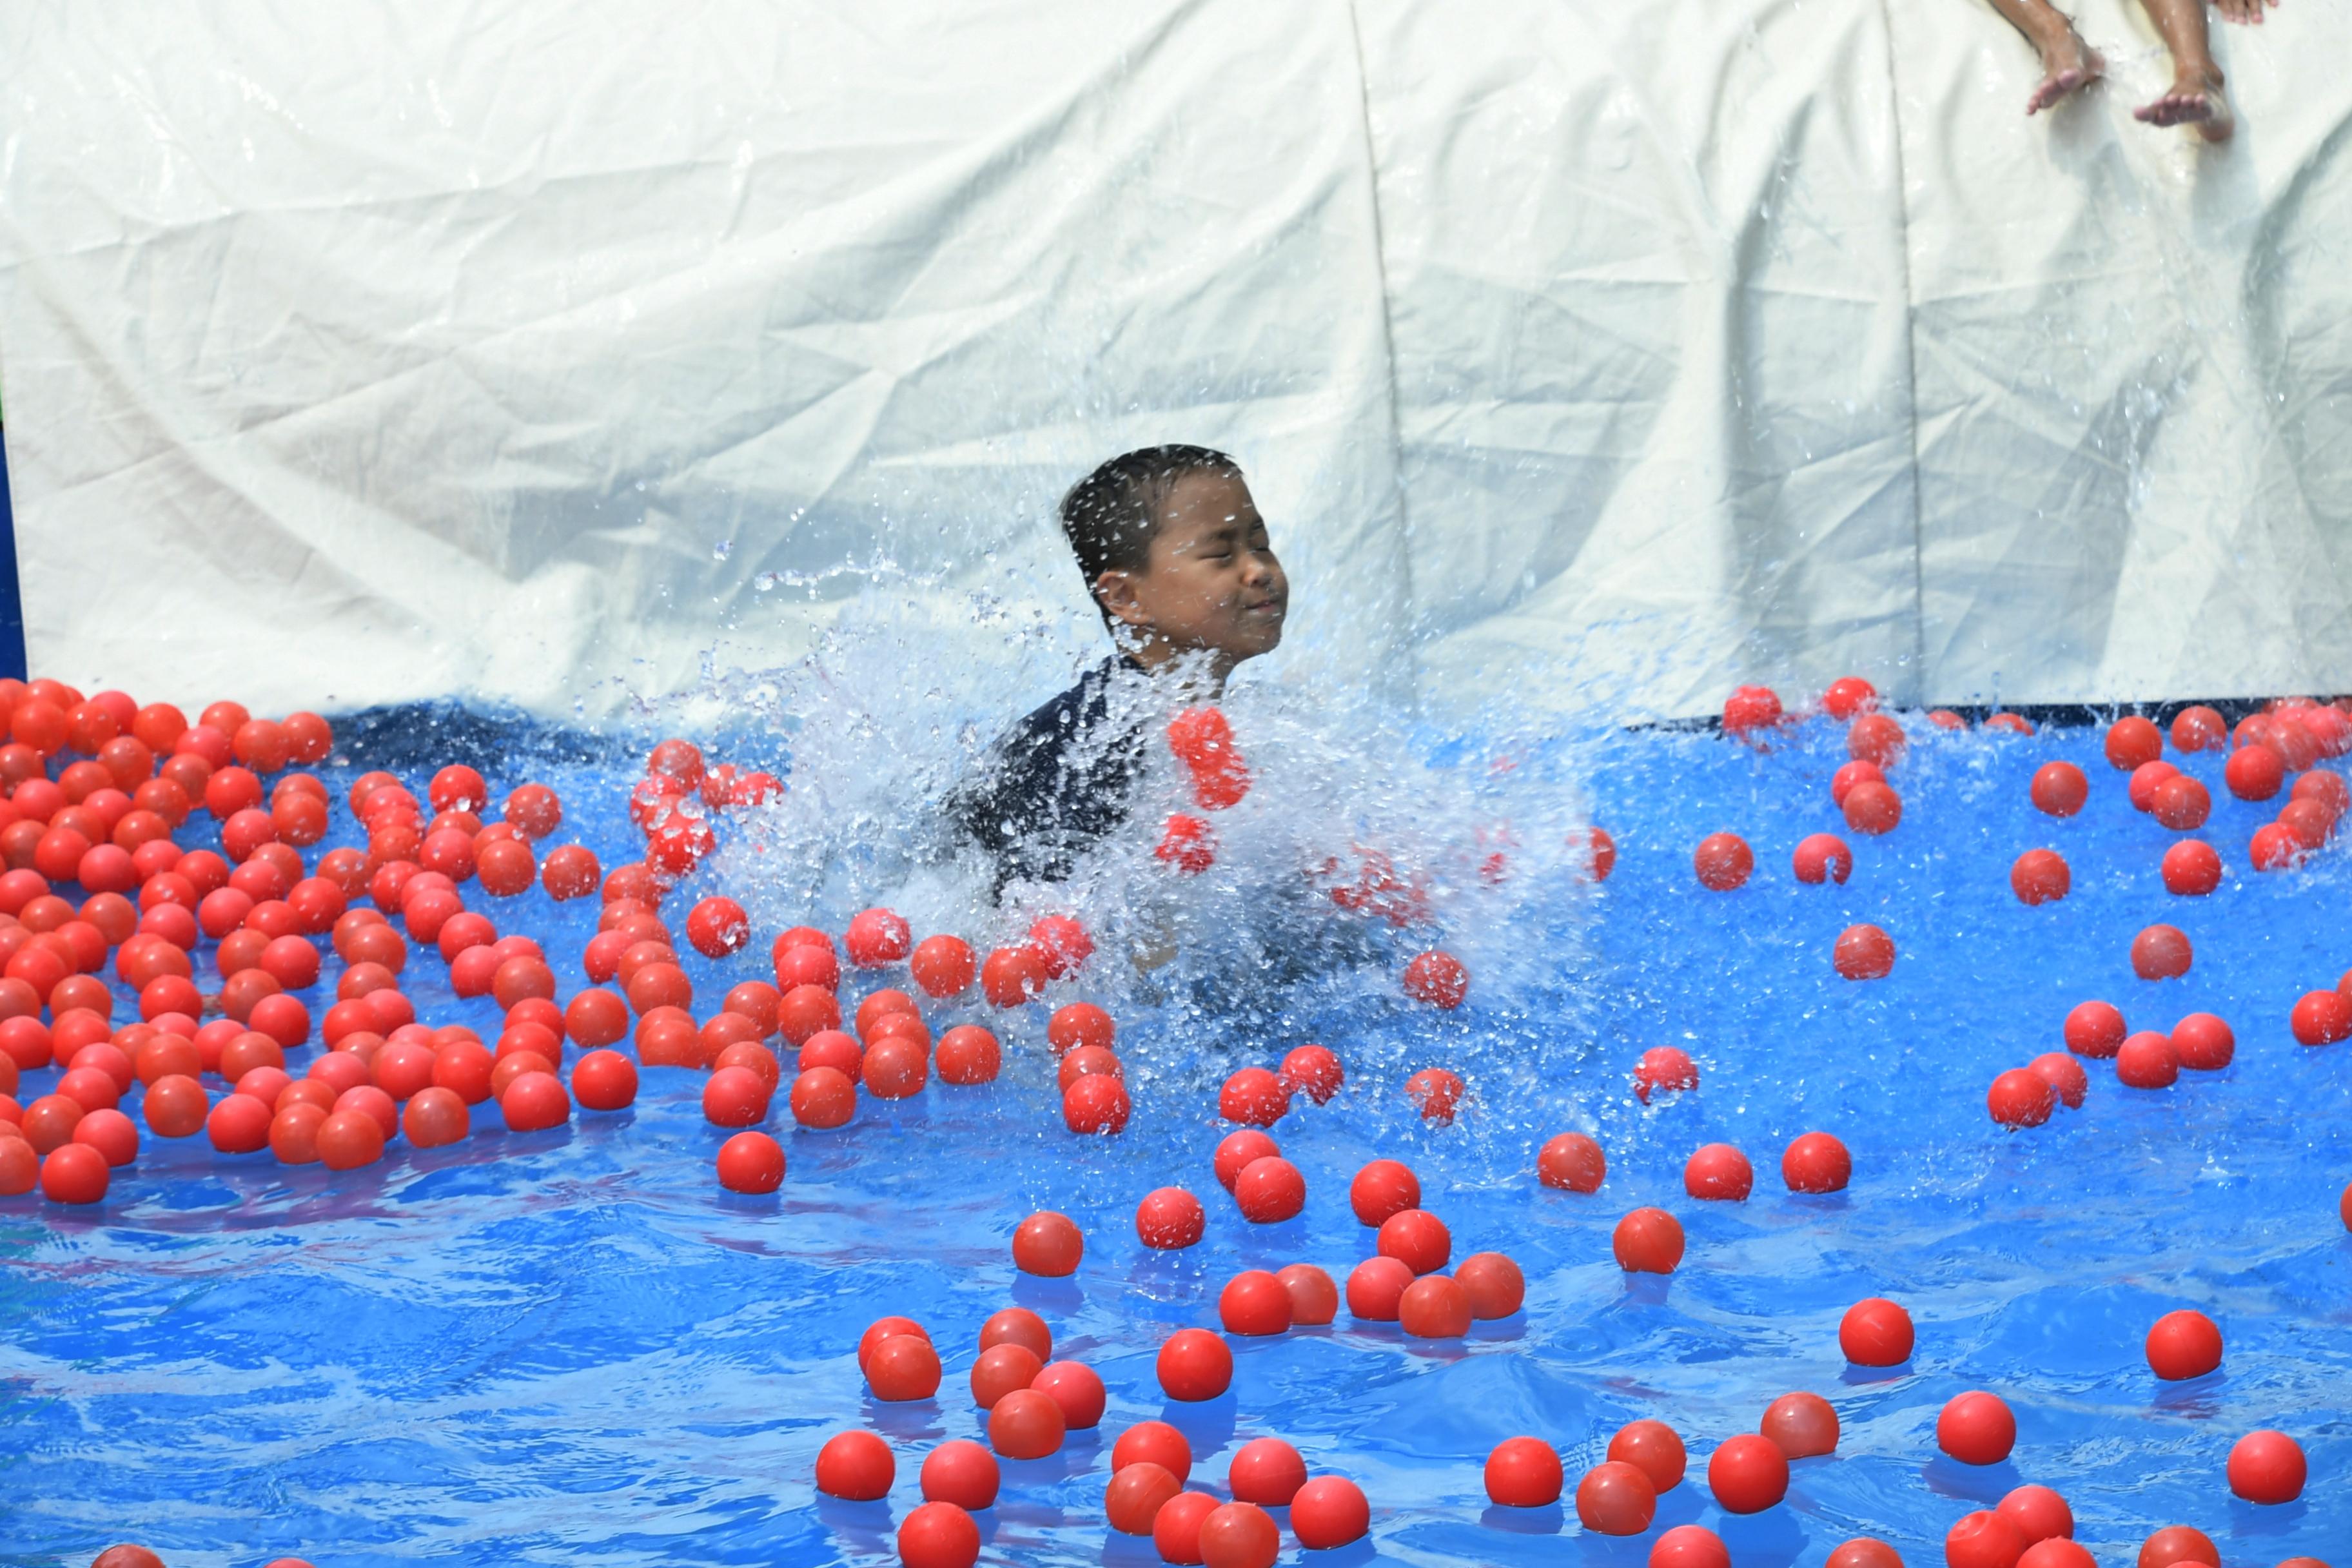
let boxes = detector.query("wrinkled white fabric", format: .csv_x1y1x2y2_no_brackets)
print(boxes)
0,0,2344,718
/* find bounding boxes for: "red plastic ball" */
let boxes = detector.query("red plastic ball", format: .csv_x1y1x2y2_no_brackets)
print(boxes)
701,1064,771,1128
2010,848,2070,905
2106,716,2164,771
1612,1207,1684,1273
934,1025,999,1086
865,1335,941,1402
1791,833,1852,885
1046,1001,1113,1055
1937,1390,2017,1465
715,1131,784,1193
40,1141,110,1202
1649,1525,1732,1568
2135,1524,2219,1568
1821,676,1877,718
1397,1273,1471,1338
2028,1052,2088,1108
1575,1459,1657,1535
1634,1046,1698,1101
968,1342,1043,1409
987,1386,1065,1459
1948,1510,2029,1568
2226,743,2285,801
1218,1270,1293,1337
896,1500,981,1568
1989,1067,2057,1127
1104,1459,1181,1536
1217,1066,1290,1126
1842,781,1903,836
1996,1482,2073,1544
571,1049,639,1112
919,1439,999,1511
1227,1436,1307,1507
684,896,749,959
1195,1500,1278,1568
1031,1359,1104,1430
2291,988,2352,1046
2116,1031,2180,1090
1277,1263,1338,1326
1839,1297,1914,1365
1683,1142,1753,1200
2226,1428,2305,1504
2017,1542,2094,1568
500,1070,569,1133
1376,1208,1451,1274
2170,1013,2234,1070
1826,1540,1905,1568
1400,950,1468,1008
1538,1131,1606,1191
1112,1420,1193,1484
1705,1433,1788,1514
979,943,1046,1008
1063,1073,1130,1135
845,906,912,968
1288,1475,1369,1549
1722,685,1783,736
1484,1436,1563,1507
1277,1043,1344,1103
1152,1491,1219,1565
1780,1131,1850,1193
1692,832,1753,890
1404,1066,1464,1124
1344,1256,1411,1320
1832,760,1885,806
908,935,975,998
1012,1211,1083,1277
2064,1000,2126,1059
1155,1328,1231,1402
1233,1156,1305,1223
813,1429,893,1500
1453,1251,1524,1319
2030,761,2088,817
1833,923,1895,979
1761,1391,1839,1458
1216,1130,1281,1192
1607,1419,1686,1491
1348,1157,1419,1224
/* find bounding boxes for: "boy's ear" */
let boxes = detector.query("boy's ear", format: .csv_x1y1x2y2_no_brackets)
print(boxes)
1094,570,1153,629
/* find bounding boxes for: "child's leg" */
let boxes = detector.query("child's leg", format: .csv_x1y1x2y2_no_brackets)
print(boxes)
1979,0,2104,114
2131,0,2233,141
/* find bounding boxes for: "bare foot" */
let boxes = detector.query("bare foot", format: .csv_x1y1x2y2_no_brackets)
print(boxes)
2026,27,2104,115
2135,72,2234,142
2213,0,2275,25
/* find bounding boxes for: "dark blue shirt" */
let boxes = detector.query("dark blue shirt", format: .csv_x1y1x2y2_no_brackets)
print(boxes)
952,657,1153,894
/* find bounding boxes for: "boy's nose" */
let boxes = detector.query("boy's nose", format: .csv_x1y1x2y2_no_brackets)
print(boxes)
1240,553,1274,585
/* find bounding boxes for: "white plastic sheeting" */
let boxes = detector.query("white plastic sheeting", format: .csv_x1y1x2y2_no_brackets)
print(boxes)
1,0,2347,719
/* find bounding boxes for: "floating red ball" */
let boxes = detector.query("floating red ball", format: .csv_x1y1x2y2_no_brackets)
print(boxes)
1839,1297,1914,1366
1937,1390,2017,1465
1484,1436,1563,1507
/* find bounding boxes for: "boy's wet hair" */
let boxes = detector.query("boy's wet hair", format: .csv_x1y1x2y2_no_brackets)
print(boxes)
1059,446,1240,620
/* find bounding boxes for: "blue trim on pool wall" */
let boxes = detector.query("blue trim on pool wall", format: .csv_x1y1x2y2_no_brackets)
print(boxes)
0,422,24,681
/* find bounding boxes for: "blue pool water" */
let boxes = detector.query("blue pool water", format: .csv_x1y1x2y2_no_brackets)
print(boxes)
2,700,2347,1567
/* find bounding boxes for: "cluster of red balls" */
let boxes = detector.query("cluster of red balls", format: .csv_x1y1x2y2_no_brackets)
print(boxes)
829,1222,1374,1568
1153,707,1251,875
0,682,644,1202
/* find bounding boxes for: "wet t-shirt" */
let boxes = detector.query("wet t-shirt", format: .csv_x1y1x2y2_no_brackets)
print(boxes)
952,656,1156,894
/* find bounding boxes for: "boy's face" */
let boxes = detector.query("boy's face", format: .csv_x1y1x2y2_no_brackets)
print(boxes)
1100,471,1289,675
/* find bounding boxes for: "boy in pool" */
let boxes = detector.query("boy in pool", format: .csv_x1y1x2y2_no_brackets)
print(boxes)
951,446,1288,896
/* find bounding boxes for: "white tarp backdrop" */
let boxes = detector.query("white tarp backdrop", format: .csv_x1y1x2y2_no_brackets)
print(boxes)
1,0,2347,720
